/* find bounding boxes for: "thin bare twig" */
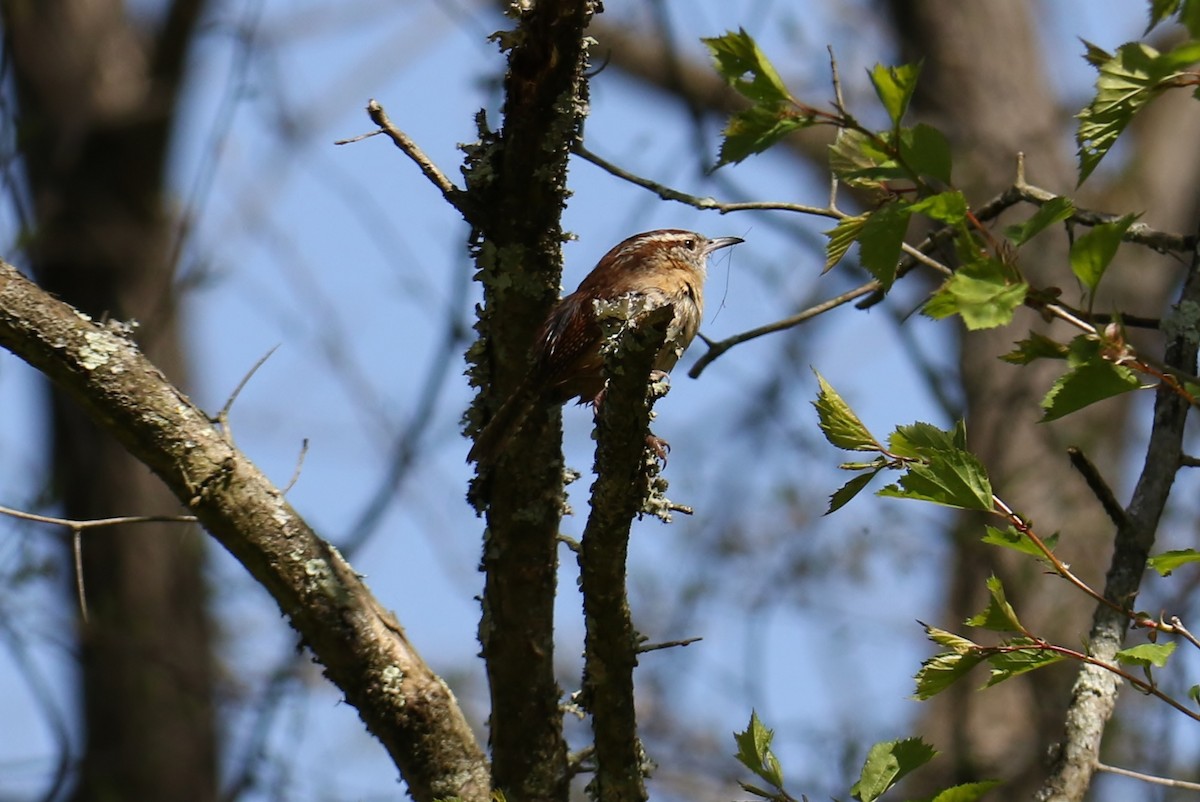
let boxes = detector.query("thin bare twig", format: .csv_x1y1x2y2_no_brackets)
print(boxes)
1067,446,1130,529
1096,761,1200,791
339,100,468,217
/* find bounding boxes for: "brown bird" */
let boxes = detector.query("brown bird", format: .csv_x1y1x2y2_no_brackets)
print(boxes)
468,228,743,465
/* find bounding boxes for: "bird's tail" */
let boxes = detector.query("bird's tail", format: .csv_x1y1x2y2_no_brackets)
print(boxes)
467,380,537,465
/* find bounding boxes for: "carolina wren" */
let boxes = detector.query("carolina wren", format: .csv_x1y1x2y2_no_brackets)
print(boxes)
468,229,743,464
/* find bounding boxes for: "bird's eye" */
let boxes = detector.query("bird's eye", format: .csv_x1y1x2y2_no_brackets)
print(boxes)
683,238,697,250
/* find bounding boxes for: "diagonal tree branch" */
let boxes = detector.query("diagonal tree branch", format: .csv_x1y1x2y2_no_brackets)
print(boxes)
0,261,490,802
1036,228,1200,802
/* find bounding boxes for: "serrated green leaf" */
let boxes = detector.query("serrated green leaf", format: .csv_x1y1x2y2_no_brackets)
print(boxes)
1116,641,1176,668
983,641,1064,687
1069,214,1137,295
859,200,912,289
965,575,1022,632
827,469,882,515
909,190,968,225
920,780,1003,802
1147,0,1181,33
716,104,812,166
824,214,869,273
888,421,961,458
914,649,984,700
1004,197,1075,246
869,62,922,127
703,29,793,105
1040,357,1142,422
924,624,981,654
1077,40,1200,182
733,711,784,789
1001,332,1070,365
851,738,937,802
898,123,953,186
879,451,994,512
813,371,879,451
981,525,1058,560
829,129,908,192
924,258,1029,330
1148,548,1200,576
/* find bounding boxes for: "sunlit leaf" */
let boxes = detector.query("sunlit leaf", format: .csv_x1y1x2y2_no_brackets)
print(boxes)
1001,331,1070,364
1148,548,1200,576
880,450,994,511
733,711,784,789
914,649,983,700
899,123,953,186
1116,641,1176,669
920,780,1003,802
813,371,879,451
716,104,813,165
965,575,1022,632
824,214,869,273
909,190,968,225
851,738,937,802
924,258,1028,330
981,525,1058,560
1069,214,1137,295
1077,40,1200,182
827,469,882,515
1040,357,1142,422
1004,197,1075,246
983,640,1064,687
869,62,922,127
858,200,912,289
703,29,793,105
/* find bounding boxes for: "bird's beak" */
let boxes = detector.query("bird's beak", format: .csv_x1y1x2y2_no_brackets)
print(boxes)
704,236,744,255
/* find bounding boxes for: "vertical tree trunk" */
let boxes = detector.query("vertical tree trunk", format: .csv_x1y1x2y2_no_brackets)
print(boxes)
2,2,217,799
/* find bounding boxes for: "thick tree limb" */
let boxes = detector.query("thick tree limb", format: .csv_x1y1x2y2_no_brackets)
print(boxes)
0,261,490,802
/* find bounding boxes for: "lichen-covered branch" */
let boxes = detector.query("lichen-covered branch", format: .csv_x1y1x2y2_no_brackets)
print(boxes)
1036,232,1200,802
0,261,489,802
462,3,601,801
578,301,673,802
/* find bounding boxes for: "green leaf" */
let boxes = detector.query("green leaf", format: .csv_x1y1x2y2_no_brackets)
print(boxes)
858,200,912,289
898,123,953,186
716,104,812,166
827,469,882,515
879,451,994,511
919,780,1003,802
1004,197,1075,246
704,29,793,106
851,738,937,802
909,190,968,225
1189,685,1200,705
1000,332,1070,365
981,525,1058,560
1040,353,1142,422
925,624,980,654
1116,641,1176,669
829,129,908,192
813,371,879,451
1076,40,1200,182
1148,548,1200,576
983,640,1064,687
887,421,962,458
923,258,1028,330
733,711,784,789
869,62,922,127
1069,214,1137,295
1147,0,1181,33
824,214,869,273
914,649,983,700
965,575,1022,632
